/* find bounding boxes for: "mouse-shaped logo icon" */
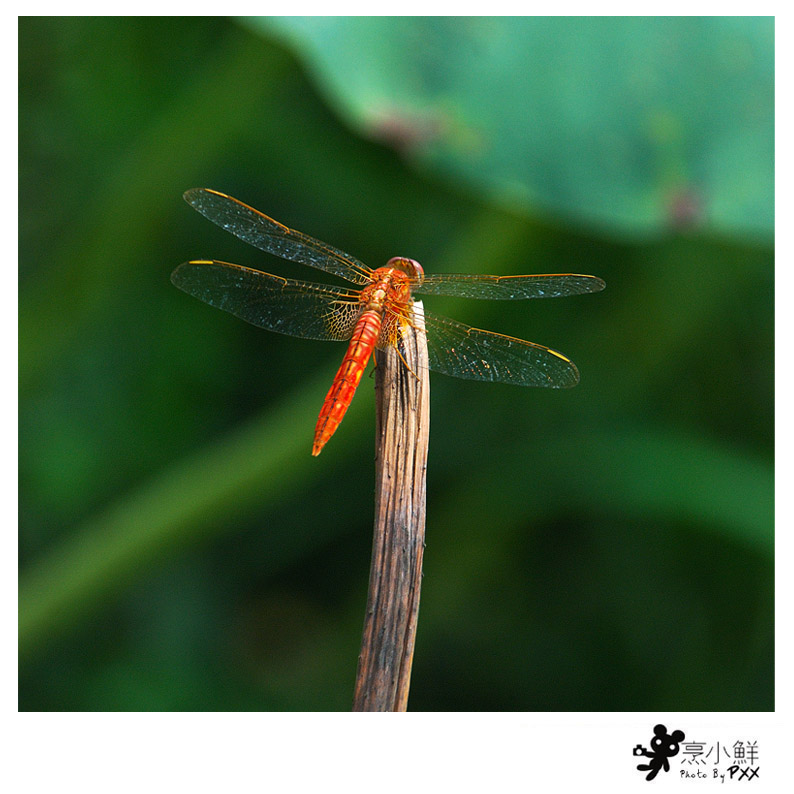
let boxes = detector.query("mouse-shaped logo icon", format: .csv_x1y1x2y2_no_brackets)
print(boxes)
633,724,686,781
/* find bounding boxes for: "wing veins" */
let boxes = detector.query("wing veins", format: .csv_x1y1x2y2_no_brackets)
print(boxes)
184,188,373,285
412,307,580,388
414,273,605,300
171,260,361,341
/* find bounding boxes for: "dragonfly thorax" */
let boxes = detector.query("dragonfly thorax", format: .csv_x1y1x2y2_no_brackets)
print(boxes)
361,265,414,311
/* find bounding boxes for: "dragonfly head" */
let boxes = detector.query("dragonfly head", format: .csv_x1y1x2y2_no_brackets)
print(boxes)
386,256,424,285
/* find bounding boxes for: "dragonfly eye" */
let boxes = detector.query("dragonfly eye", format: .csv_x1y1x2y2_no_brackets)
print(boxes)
386,256,424,283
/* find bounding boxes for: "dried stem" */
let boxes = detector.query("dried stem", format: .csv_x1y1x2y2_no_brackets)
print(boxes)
352,302,430,712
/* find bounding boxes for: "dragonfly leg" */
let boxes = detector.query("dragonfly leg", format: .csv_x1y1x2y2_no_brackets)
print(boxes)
395,343,421,382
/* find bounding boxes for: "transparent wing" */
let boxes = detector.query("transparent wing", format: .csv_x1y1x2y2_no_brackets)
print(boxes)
171,260,361,341
184,188,373,285
418,308,580,388
413,273,605,299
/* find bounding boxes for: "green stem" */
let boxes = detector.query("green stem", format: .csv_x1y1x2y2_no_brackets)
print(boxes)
18,371,362,659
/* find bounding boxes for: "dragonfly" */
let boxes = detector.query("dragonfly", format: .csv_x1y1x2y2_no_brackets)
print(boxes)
172,189,605,456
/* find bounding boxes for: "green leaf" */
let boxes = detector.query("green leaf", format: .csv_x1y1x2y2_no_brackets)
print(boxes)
250,17,773,242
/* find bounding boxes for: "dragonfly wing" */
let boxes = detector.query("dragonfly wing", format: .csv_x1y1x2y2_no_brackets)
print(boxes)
414,273,605,299
171,260,361,341
184,188,372,285
420,309,580,388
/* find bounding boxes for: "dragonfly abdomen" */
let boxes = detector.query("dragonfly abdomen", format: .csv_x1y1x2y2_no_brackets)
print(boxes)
312,309,383,456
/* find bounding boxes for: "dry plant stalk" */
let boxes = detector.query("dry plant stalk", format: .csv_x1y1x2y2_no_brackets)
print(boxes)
352,302,429,712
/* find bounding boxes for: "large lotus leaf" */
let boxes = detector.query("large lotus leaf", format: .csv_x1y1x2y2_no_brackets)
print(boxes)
250,17,773,242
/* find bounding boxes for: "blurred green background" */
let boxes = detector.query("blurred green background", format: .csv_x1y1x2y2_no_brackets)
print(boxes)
19,17,773,711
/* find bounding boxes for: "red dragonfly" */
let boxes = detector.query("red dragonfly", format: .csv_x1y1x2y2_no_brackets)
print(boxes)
172,189,604,455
